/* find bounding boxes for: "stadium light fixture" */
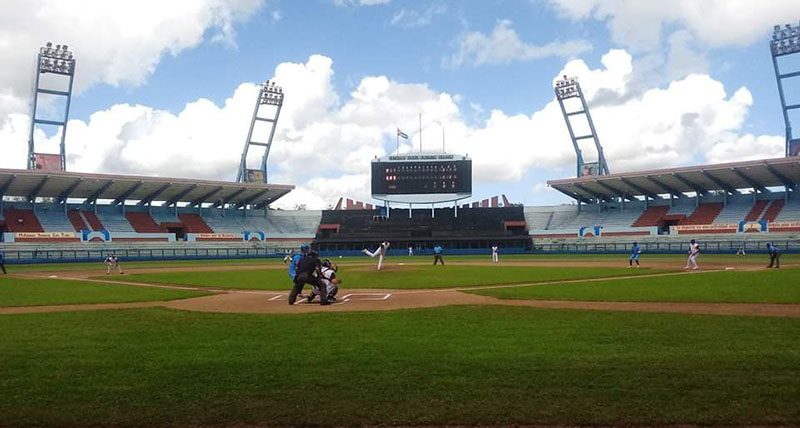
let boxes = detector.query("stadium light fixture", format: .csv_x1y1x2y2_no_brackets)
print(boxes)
771,22,800,56
39,41,75,75
555,75,579,101
259,80,284,106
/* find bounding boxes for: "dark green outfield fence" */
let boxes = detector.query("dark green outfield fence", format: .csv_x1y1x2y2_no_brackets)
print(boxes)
533,239,800,254
1,239,798,264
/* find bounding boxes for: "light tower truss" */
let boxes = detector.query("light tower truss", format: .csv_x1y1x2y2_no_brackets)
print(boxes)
770,22,800,157
554,75,610,177
28,42,76,171
236,80,284,183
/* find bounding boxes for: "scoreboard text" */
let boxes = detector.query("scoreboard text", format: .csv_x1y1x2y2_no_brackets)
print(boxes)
371,159,472,195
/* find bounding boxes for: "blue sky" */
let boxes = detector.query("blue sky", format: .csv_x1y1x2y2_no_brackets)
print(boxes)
2,0,800,209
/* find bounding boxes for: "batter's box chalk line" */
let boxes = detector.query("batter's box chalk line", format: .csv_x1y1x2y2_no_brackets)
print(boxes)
339,293,392,301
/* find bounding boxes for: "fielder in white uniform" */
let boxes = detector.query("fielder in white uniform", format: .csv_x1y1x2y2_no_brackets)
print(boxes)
104,254,123,275
491,245,499,264
685,239,700,270
362,241,390,270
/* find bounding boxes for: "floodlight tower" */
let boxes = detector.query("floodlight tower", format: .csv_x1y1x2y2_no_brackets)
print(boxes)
554,75,610,177
28,42,76,171
770,22,800,157
236,80,284,183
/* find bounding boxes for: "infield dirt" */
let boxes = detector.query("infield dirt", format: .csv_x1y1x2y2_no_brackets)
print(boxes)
4,257,799,318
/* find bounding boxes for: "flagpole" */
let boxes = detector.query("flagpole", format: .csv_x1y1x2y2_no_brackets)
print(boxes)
396,130,399,155
419,113,422,152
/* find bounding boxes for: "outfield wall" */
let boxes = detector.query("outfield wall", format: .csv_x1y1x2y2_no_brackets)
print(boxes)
532,239,800,254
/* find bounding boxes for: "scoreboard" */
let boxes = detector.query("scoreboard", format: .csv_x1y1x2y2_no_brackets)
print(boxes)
371,153,472,203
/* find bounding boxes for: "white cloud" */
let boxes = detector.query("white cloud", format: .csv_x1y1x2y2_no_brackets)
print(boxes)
0,0,264,120
391,3,446,28
334,0,389,6
665,30,708,80
547,0,800,50
706,134,785,164
532,182,549,193
445,19,592,67
0,51,784,209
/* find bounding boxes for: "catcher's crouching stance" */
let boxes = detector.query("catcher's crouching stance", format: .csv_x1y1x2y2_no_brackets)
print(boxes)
308,259,341,303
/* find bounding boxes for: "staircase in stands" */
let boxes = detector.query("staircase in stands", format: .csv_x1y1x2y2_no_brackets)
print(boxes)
681,203,723,225
178,213,214,233
762,200,785,222
3,209,45,232
632,206,669,227
125,212,164,233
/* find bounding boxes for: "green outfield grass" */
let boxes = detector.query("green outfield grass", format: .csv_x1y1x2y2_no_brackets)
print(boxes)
122,265,667,290
0,306,797,427
6,252,791,274
4,257,284,273
0,277,210,307
472,268,800,304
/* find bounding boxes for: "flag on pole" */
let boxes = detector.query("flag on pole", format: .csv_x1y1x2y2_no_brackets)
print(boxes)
397,128,409,139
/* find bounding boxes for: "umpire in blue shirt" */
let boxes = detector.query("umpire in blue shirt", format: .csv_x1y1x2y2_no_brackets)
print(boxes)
766,243,781,268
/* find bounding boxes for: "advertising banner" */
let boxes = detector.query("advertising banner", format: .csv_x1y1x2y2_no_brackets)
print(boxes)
16,232,76,239
790,140,800,157
578,225,602,237
196,233,239,239
33,153,62,171
245,169,264,183
737,220,768,233
581,162,600,177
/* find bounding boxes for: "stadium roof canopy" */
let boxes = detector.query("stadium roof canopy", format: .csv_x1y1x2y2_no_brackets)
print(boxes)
547,157,800,203
0,168,294,208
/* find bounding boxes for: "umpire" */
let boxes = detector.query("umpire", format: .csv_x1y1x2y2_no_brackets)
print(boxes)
289,250,329,305
433,244,444,265
766,243,782,268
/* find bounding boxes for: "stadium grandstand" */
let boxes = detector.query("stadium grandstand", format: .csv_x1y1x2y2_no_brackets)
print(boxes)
525,156,800,252
3,157,800,261
0,168,323,261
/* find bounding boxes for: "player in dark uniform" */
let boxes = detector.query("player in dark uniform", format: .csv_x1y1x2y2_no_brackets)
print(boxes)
289,250,329,305
0,250,6,274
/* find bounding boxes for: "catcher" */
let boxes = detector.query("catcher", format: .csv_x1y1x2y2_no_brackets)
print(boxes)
307,258,341,303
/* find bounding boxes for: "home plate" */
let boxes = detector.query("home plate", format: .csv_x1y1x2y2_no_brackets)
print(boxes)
725,267,735,270
48,275,59,278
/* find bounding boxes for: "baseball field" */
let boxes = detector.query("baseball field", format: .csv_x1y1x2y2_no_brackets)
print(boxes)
1,253,798,427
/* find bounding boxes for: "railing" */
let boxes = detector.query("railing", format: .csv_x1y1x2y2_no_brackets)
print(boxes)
4,239,798,263
533,240,800,254
3,247,288,264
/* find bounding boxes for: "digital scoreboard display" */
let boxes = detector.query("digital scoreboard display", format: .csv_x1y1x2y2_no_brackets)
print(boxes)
371,155,472,196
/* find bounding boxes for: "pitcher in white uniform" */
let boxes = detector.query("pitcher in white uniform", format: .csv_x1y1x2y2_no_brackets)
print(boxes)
362,241,390,270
